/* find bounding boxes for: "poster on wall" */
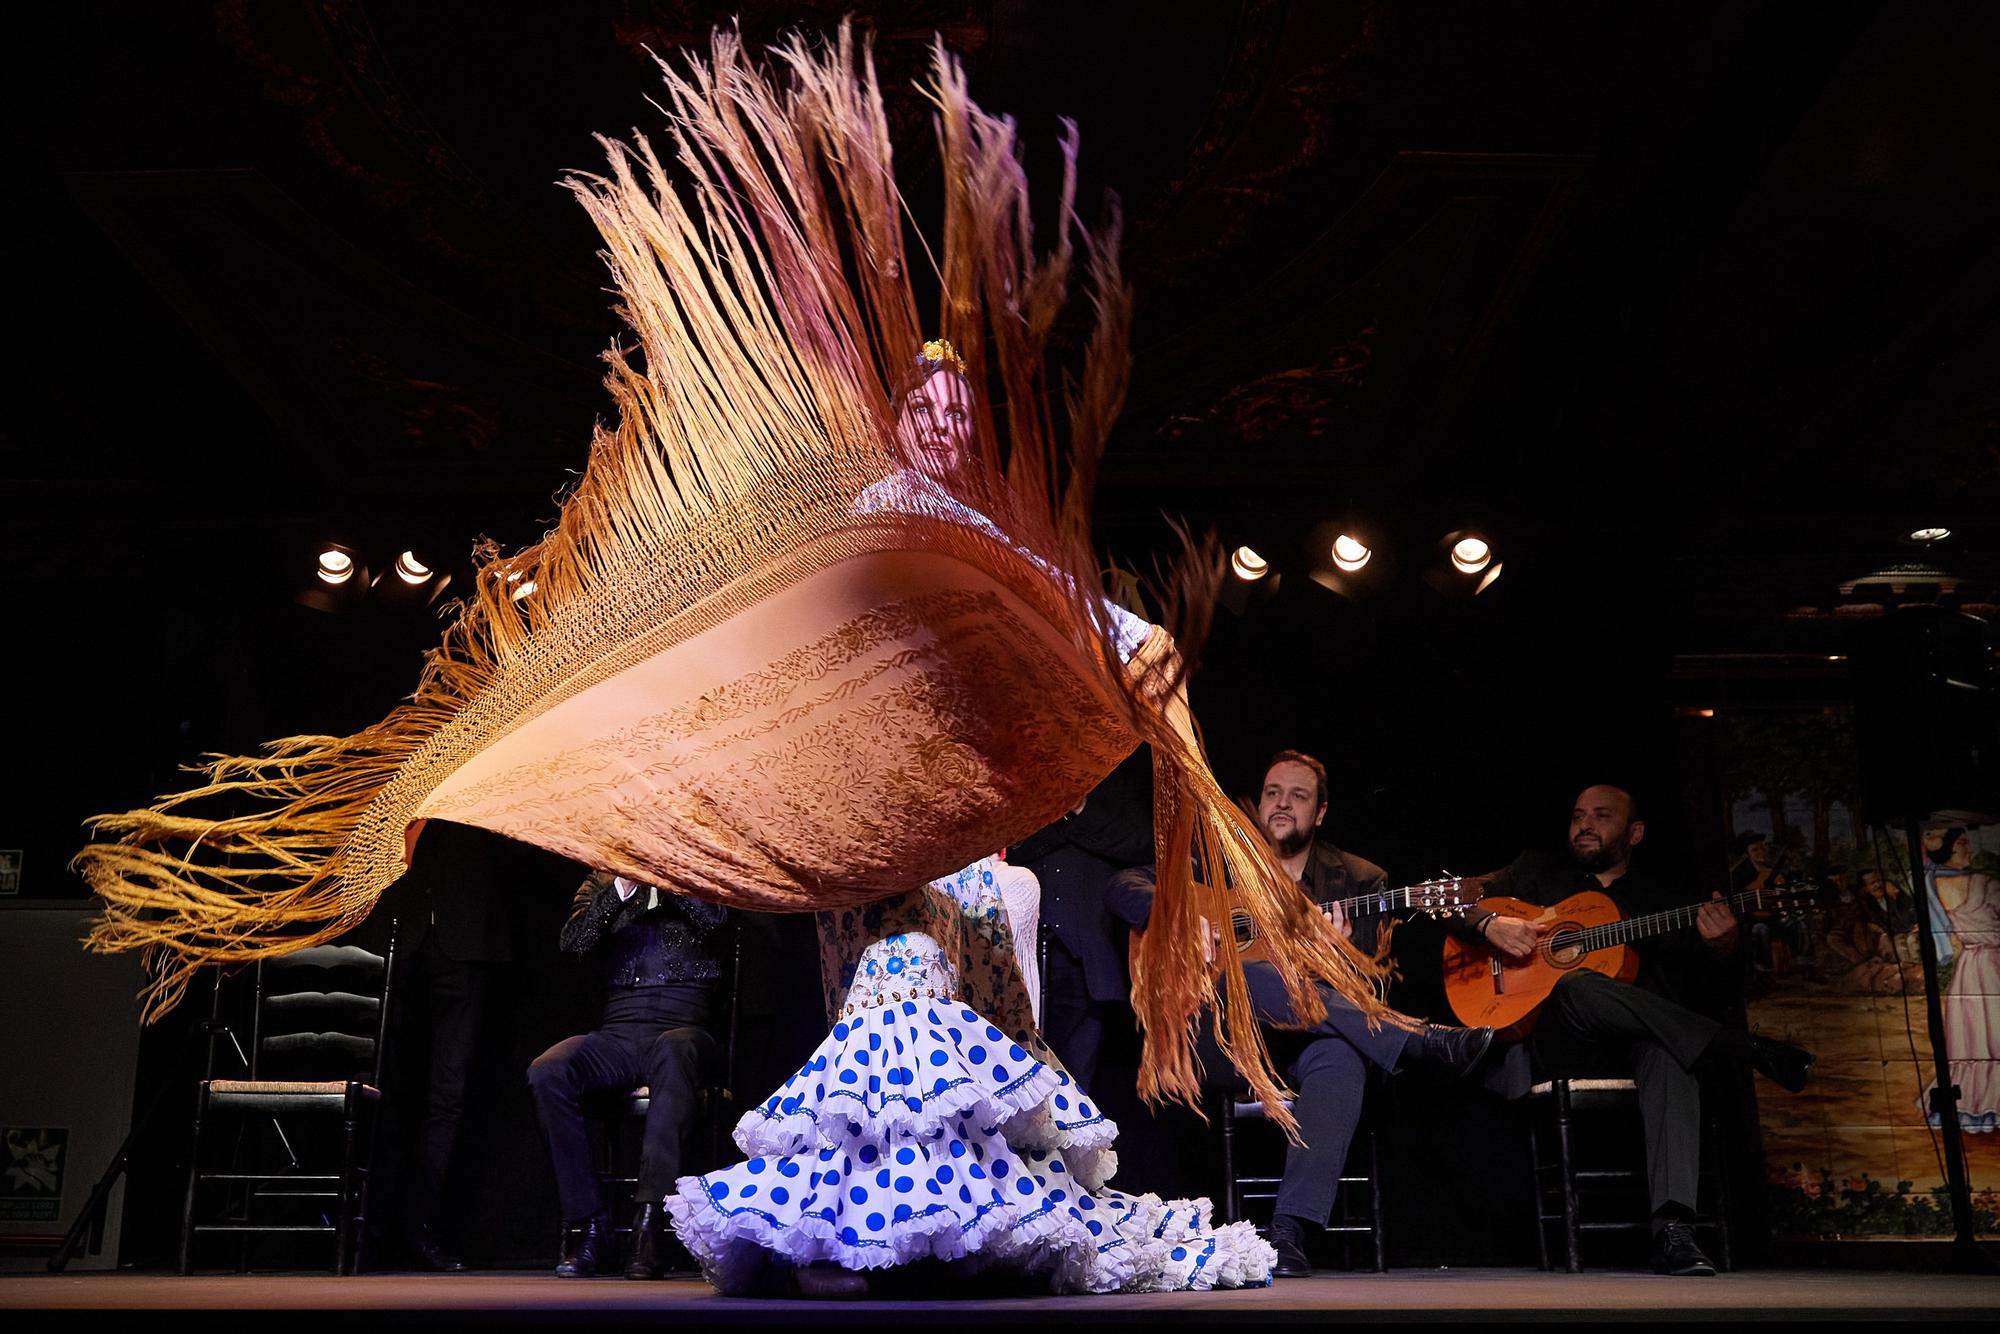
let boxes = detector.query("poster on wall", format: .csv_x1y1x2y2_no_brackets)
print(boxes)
1718,707,1999,1238
0,1127,67,1224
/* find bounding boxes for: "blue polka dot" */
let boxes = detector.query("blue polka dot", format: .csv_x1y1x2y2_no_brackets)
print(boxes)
1008,1045,1027,1062
1016,1178,1033,1195
868,1076,882,1093
903,1001,918,1015
771,1187,789,1204
779,1161,801,1177
859,1145,878,1163
961,1009,979,1023
1079,1103,1093,1117
1049,1189,1066,1203
929,1050,948,1066
869,1033,881,1050
949,1141,967,1159
926,1180,942,1195
991,1066,1009,1082
1054,1095,1069,1110
839,1069,858,1084
894,1038,905,1054
833,1022,850,1040
819,1149,836,1161
937,1165,955,1183
893,1203,913,1222
959,1186,973,1203
1049,1161,1065,1174
986,1026,1003,1042
1087,1220,1103,1236
1079,1196,1093,1210
849,1186,868,1204
840,1227,859,1245
876,1170,891,1187
824,1171,841,1186
747,1158,767,1175
895,1176,914,1192
866,1212,885,1230
739,1184,758,1198
992,1161,1009,1179
969,1163,986,1179
948,1028,962,1042
967,1046,986,1064
896,1148,916,1165
708,1182,727,1200
1171,1246,1187,1262
932,1078,950,1095
857,1050,870,1066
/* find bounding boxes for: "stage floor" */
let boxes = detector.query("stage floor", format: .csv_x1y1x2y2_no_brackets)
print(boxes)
3,1268,1996,1325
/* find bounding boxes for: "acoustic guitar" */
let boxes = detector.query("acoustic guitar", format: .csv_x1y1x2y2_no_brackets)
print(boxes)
1441,881,1824,1034
1131,875,1479,977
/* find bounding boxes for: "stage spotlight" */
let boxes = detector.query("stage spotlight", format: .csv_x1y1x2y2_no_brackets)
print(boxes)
394,551,433,585
1331,534,1372,572
1474,562,1503,596
317,548,355,585
1909,526,1951,543
1450,536,1492,575
1230,546,1269,581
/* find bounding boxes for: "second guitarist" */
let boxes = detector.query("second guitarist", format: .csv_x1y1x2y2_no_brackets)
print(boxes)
1110,749,1497,1278
1459,783,1814,1277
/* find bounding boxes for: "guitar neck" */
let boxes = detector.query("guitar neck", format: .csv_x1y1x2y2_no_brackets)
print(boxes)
1333,885,1434,919
1557,885,1785,954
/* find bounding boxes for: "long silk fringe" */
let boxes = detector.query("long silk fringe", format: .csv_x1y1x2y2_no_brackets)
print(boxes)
72,25,1397,1130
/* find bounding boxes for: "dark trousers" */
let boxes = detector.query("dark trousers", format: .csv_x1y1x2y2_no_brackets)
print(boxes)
1530,970,1721,1216
1243,963,1411,1226
527,984,713,1221
369,933,497,1248
1041,948,1109,1091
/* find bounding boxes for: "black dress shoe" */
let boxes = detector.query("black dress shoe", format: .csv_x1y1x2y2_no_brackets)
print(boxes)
1747,1033,1814,1093
404,1226,467,1272
1268,1214,1313,1278
1402,1023,1496,1079
1651,1221,1717,1276
623,1202,669,1280
555,1214,610,1279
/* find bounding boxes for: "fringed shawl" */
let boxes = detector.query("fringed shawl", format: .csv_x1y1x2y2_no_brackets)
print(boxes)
74,25,1399,1131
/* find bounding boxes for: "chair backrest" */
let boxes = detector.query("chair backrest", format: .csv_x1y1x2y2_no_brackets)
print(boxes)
248,926,398,1086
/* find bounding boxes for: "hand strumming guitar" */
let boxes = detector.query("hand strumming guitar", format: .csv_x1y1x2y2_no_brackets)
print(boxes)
1481,913,1544,961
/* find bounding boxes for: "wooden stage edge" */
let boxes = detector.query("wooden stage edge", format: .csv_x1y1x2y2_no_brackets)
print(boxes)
3,1269,1997,1326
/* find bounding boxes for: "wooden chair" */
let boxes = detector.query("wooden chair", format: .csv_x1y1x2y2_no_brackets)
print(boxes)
1523,1075,1732,1273
179,925,396,1274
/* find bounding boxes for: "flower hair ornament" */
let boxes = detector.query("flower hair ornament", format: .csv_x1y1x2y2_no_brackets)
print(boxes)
917,338,966,372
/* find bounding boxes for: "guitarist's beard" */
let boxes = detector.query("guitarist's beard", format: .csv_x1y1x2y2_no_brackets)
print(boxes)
1570,832,1629,873
1274,828,1315,859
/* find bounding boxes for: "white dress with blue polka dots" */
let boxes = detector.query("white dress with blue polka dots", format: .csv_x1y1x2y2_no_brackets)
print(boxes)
667,865,1274,1294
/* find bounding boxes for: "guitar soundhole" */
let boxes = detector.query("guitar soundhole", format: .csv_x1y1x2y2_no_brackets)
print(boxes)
1231,908,1257,951
1542,920,1586,968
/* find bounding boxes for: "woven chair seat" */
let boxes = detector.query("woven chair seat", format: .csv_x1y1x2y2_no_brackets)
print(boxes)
209,1079,379,1097
1526,1078,1638,1097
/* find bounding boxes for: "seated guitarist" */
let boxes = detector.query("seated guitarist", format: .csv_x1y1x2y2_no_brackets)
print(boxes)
1111,749,1496,1278
1466,783,1813,1277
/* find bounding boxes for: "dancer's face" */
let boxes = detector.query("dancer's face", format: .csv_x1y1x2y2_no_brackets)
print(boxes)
895,371,974,477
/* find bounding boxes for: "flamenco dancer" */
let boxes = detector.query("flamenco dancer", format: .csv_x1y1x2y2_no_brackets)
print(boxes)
666,348,1272,1293
76,24,1395,1291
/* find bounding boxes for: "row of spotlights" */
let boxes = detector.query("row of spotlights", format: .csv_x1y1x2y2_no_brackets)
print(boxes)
1230,533,1496,580
317,548,439,586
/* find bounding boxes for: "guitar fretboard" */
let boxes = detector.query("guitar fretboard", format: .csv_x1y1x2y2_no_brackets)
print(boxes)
1546,884,1799,955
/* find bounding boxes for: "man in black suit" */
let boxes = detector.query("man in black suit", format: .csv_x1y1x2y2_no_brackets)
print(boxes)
1469,783,1812,1276
1006,751,1156,1090
362,818,520,1271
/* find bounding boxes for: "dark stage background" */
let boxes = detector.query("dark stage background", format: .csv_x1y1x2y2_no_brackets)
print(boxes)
6,0,1996,1273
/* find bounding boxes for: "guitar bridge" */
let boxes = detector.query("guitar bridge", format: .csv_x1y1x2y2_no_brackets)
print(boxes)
1490,955,1505,994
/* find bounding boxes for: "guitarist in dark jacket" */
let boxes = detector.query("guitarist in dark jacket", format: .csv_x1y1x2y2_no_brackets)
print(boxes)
1111,749,1496,1277
1467,783,1812,1276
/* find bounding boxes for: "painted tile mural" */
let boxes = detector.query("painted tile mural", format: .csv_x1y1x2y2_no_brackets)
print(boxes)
1720,708,1999,1238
